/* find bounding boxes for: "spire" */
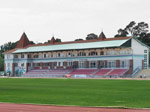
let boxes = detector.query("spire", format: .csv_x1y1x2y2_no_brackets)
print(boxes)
50,36,56,44
16,32,30,48
98,32,106,40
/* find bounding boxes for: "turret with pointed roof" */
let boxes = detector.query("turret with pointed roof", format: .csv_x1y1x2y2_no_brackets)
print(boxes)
98,32,106,40
50,36,56,44
16,32,30,48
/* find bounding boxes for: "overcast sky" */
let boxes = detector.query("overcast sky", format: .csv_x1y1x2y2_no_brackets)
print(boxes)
0,0,150,45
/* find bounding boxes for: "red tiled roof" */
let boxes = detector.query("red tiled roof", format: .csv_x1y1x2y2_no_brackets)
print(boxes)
25,36,131,48
16,32,30,48
3,36,131,54
3,48,18,54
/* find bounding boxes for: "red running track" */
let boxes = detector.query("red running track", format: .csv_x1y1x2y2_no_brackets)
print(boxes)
0,103,150,112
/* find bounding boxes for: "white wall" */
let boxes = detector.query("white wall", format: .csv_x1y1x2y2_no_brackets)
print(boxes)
131,38,148,55
131,38,149,69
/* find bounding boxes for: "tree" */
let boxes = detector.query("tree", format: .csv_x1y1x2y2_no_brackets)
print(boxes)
55,38,61,42
86,33,98,40
75,39,84,41
115,21,150,46
45,38,62,44
115,29,128,37
0,55,4,71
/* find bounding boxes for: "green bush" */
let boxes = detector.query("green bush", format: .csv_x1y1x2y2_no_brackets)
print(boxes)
0,55,4,71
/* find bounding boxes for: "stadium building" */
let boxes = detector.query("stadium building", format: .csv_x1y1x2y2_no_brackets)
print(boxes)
3,32,150,78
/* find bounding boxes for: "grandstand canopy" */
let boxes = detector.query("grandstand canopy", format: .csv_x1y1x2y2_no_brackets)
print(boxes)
13,38,130,53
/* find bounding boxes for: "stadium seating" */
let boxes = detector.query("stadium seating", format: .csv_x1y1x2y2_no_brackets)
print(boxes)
22,69,71,78
69,69,96,76
94,69,112,76
107,69,128,77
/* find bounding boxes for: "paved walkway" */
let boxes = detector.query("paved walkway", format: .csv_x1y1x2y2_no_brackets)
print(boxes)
0,103,150,112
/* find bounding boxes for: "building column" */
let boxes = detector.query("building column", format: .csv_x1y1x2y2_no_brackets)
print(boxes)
104,60,107,68
126,59,133,75
40,62,43,69
4,63,6,73
54,62,57,69
86,61,89,68
116,60,120,68
63,61,67,69
49,62,52,69
142,60,144,69
26,63,28,72
74,61,78,68
97,61,100,68
12,63,15,77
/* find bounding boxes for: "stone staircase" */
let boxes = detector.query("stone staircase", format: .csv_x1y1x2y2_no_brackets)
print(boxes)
135,69,150,78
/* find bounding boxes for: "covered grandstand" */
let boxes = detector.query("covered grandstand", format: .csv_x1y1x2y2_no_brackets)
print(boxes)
3,32,149,78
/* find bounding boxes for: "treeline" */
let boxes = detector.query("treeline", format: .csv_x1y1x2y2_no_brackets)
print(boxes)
0,41,18,71
115,21,150,46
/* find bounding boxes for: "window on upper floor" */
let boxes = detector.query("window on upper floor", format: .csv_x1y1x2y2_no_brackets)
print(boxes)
57,53,61,57
51,54,53,58
43,54,49,58
14,55,18,59
28,54,32,58
21,54,24,58
106,50,118,55
100,51,104,55
89,51,97,56
6,54,11,59
77,52,86,56
144,50,147,53
120,49,131,55
33,55,39,58
67,52,74,57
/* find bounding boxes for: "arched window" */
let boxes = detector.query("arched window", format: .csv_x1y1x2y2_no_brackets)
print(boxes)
33,54,39,58
77,52,86,56
100,51,104,55
89,51,97,56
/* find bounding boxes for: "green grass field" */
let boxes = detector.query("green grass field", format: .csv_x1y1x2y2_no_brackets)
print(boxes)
0,78,150,108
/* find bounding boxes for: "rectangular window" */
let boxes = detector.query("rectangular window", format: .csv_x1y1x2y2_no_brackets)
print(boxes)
107,60,116,68
34,63,40,67
67,61,73,66
78,61,86,68
89,61,97,68
21,54,24,58
120,60,130,68
33,55,39,58
14,55,18,59
43,63,50,66
28,54,32,58
14,63,18,67
57,62,63,66
144,50,147,53
28,63,31,67
8,63,10,67
7,55,10,59
21,63,24,67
